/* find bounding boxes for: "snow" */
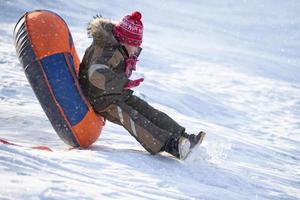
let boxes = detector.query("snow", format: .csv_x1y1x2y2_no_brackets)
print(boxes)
1,0,300,199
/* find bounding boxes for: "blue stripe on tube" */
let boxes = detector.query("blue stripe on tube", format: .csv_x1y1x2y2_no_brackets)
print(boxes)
41,53,88,126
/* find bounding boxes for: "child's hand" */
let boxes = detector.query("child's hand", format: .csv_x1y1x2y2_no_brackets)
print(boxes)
124,78,144,90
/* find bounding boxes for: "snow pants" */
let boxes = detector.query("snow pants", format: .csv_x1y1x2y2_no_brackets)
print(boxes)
98,95,185,154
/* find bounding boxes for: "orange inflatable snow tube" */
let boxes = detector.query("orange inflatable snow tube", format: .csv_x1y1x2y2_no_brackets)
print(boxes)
14,10,104,148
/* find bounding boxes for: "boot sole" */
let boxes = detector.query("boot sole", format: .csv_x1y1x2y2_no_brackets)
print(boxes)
178,138,191,160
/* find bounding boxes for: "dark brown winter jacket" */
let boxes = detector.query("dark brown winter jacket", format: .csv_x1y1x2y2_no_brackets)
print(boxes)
79,16,132,112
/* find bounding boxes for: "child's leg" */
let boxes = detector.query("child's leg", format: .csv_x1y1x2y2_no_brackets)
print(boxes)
125,95,185,135
100,102,181,154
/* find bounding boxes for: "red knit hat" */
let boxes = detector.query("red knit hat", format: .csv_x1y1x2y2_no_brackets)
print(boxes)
113,11,143,46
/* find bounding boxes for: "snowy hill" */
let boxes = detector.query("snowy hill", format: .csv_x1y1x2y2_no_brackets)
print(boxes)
0,1,300,199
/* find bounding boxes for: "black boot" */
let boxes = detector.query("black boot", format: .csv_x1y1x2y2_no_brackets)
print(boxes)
164,131,206,160
182,131,206,149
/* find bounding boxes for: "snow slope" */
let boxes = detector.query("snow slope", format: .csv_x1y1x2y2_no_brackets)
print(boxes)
0,0,300,199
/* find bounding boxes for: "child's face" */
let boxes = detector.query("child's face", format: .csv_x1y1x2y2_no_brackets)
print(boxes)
123,44,139,57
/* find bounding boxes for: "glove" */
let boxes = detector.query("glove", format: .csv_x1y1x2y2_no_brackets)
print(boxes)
124,78,144,90
125,55,138,78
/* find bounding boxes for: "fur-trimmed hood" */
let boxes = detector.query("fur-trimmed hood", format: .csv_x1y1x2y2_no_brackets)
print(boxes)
87,16,118,47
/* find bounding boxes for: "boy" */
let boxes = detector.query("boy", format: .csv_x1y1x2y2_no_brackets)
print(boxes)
79,11,205,159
